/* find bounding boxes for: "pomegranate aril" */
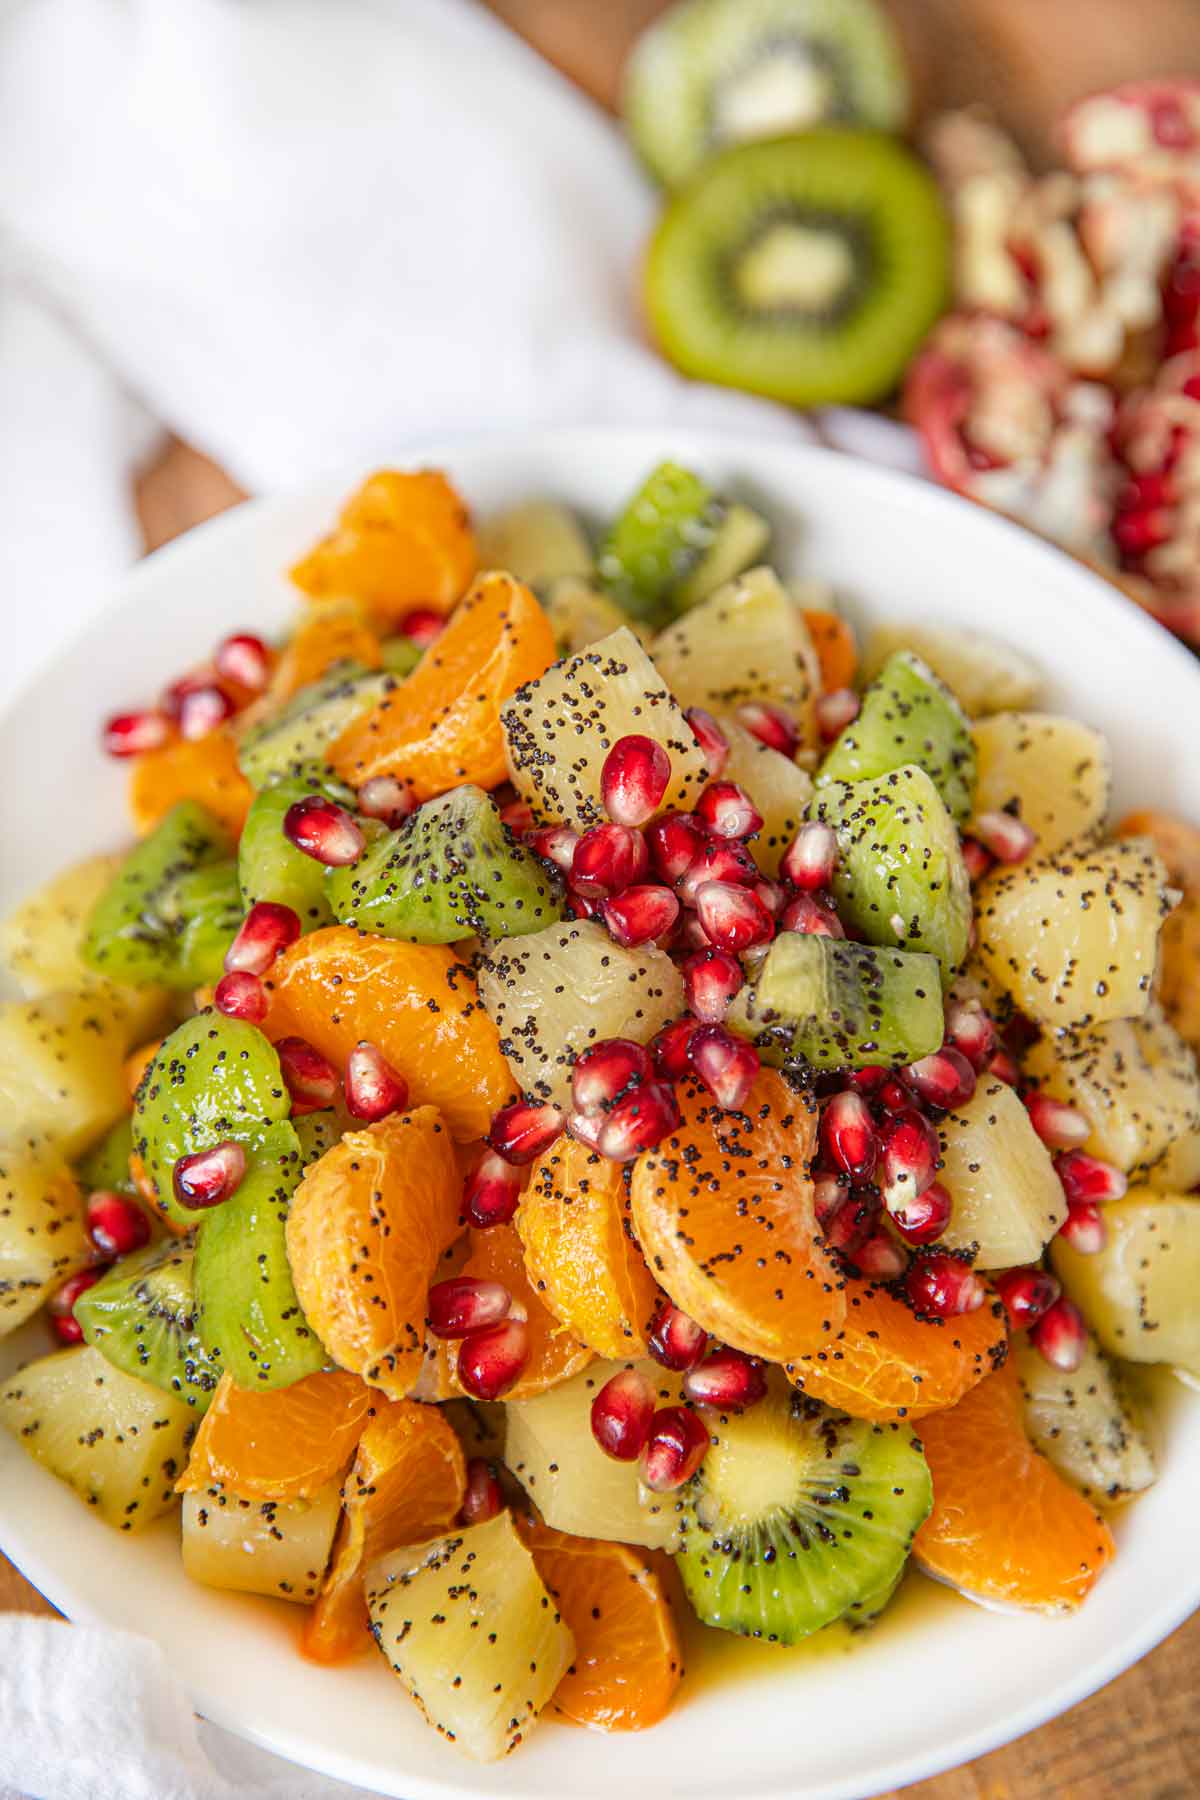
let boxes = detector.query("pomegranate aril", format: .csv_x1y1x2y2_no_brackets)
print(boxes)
944,1000,997,1071
815,687,859,742
677,839,758,905
1057,1197,1108,1254
878,1109,939,1211
683,1347,767,1410
888,1179,953,1245
566,1110,606,1151
648,812,708,885
459,1458,504,1527
1055,1150,1127,1205
845,1065,887,1095
571,1038,651,1117
596,1081,680,1162
48,1268,106,1326
568,892,599,921
905,1252,986,1319
427,1276,512,1338
1029,1296,1087,1373
641,1404,711,1492
993,1265,1060,1330
173,1140,246,1211
590,1367,656,1461
464,1150,523,1228
1113,506,1170,558
736,700,799,757
904,1047,976,1110
214,969,268,1023
283,796,365,867
973,811,1038,864
754,879,784,917
345,1041,409,1122
571,823,649,896
85,1190,151,1258
681,947,744,1023
817,1185,878,1255
102,710,170,758
697,781,762,841
400,608,446,648
357,775,417,827
960,837,994,884
647,1301,707,1372
652,1016,701,1079
528,824,579,873
688,1024,759,1110
781,821,838,891
602,883,680,947
988,1048,1020,1087
457,1318,529,1399
875,1075,912,1113
224,901,302,977
50,1312,86,1346
780,892,844,938
694,880,773,953
820,1090,879,1180
487,1100,563,1166
854,1231,908,1281
179,683,236,741
1025,1093,1091,1151
601,734,671,829
277,1036,340,1112
678,914,714,952
685,707,729,777
214,631,271,692
499,798,535,836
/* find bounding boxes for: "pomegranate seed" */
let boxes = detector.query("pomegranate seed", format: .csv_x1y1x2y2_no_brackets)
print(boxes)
904,1047,976,1110
457,1318,529,1399
780,892,844,937
888,1179,953,1245
225,901,302,977
86,1191,150,1257
677,838,758,904
283,796,365,867
487,1100,563,1165
652,1017,701,1080
464,1150,523,1228
568,892,599,920
697,781,762,841
528,824,579,872
816,1183,878,1254
1026,1093,1091,1151
48,1268,106,1329
161,668,211,721
781,822,838,891
688,1024,759,1110
459,1458,504,1526
428,1276,512,1338
590,1367,656,1460
678,914,714,952
736,701,799,757
685,707,729,777
102,710,170,758
50,1312,85,1346
878,1109,939,1211
988,1048,1021,1087
815,688,860,741
276,1036,340,1113
973,811,1038,864
179,683,236,740
642,1405,711,1491
1058,1197,1108,1254
400,608,445,648
496,798,533,836
754,879,784,917
571,823,649,896
566,1110,606,1151
960,837,994,884
694,881,774,953
647,1301,707,1371
572,1039,651,1117
845,1065,887,1095
684,1347,767,1410
357,775,417,827
681,947,744,1023
855,1231,909,1281
1055,1150,1127,1205
345,1041,409,1121
994,1266,1060,1330
1029,1296,1087,1372
214,632,271,691
821,1090,879,1180
603,883,680,947
875,1075,912,1113
905,1252,986,1318
944,1000,997,1071
173,1140,246,1211
647,812,709,884
601,735,672,829
1113,506,1170,558
596,1081,680,1162
214,969,268,1023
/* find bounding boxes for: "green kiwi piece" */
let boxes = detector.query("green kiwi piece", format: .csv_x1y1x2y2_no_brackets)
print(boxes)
293,1107,350,1170
809,766,972,984
237,771,355,929
132,1011,290,1231
326,784,566,944
237,665,394,788
645,132,949,408
728,931,943,1070
597,462,769,624
74,1238,223,1413
475,500,594,592
77,1115,137,1197
380,636,425,678
819,651,976,824
193,1119,327,1390
672,503,772,613
674,1384,931,1643
159,859,243,987
82,801,233,987
623,0,909,188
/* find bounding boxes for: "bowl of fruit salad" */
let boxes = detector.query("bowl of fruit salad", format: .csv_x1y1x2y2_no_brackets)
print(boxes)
1,428,1199,1800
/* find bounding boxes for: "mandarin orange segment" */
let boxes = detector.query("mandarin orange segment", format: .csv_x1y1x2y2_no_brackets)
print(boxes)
263,599,382,708
461,1223,592,1400
302,1397,466,1663
290,470,477,624
630,1070,844,1362
519,1138,659,1359
1117,809,1200,1050
286,1108,463,1399
518,1519,682,1731
913,1360,1115,1613
128,728,253,838
264,926,515,1142
328,570,557,799
802,608,858,693
177,1369,372,1501
786,1278,1009,1422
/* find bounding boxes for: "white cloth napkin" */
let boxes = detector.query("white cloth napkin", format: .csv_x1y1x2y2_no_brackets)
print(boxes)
0,3,920,1795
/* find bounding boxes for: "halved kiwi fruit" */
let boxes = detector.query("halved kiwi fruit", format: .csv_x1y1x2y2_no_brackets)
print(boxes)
645,131,949,408
75,1238,222,1413
623,0,910,188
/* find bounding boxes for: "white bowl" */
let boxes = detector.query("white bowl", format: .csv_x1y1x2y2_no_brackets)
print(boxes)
2,427,1199,1800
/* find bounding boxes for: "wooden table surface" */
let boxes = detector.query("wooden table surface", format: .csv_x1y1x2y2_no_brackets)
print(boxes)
5,4,1200,1796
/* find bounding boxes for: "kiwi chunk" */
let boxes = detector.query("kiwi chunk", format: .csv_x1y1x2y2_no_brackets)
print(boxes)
293,1108,349,1169
327,784,566,944
238,665,393,788
728,930,943,1070
77,1115,137,1197
75,1238,222,1413
82,801,233,988
623,0,910,188
597,462,768,624
158,859,243,987
820,651,976,824
645,132,948,409
238,771,354,929
810,766,972,983
674,1383,930,1643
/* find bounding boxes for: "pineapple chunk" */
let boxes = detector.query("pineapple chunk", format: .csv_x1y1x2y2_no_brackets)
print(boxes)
1013,1330,1155,1505
542,578,644,656
0,1345,194,1530
861,623,1043,716
0,1141,91,1336
1024,1004,1200,1190
0,991,134,1158
936,1079,1066,1266
973,839,1172,1027
970,713,1110,856
474,500,593,590
1053,1190,1200,1379
650,567,817,744
719,719,814,877
182,1481,340,1602
501,626,708,830
478,920,683,1106
365,1511,574,1762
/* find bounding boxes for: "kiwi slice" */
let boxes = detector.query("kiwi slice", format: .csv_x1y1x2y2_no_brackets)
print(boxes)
238,665,394,788
293,1108,349,1170
82,801,233,988
238,771,354,929
728,930,943,1070
623,0,910,188
819,650,976,825
75,1238,222,1413
327,784,566,944
597,461,770,623
76,1115,137,1197
810,766,972,983
475,499,594,592
158,859,243,987
674,1383,931,1643
645,132,949,409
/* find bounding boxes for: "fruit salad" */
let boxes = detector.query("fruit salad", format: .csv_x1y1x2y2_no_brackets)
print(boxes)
1,460,1197,1765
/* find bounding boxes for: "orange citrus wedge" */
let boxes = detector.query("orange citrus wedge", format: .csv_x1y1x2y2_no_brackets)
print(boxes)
802,608,857,693
264,598,382,707
461,1223,592,1400
177,1369,372,1501
129,728,252,837
290,470,477,624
